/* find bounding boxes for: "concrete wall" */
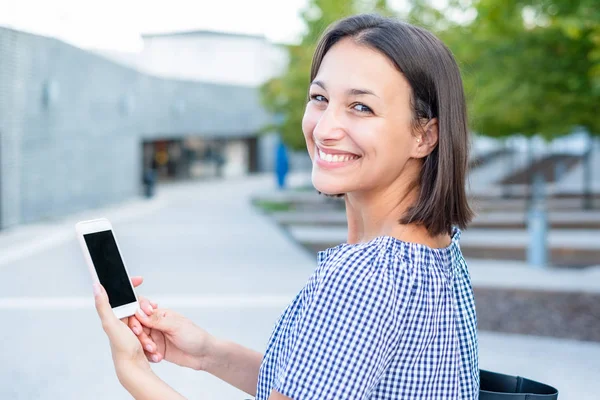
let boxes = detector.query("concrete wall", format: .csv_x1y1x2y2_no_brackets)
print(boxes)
0,27,272,229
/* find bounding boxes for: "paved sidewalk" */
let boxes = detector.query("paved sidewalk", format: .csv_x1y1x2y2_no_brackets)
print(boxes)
0,195,167,269
0,173,597,399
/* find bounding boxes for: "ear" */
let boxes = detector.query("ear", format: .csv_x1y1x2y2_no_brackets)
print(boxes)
411,118,438,159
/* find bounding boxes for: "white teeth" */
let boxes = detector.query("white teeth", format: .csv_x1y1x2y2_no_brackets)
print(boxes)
318,149,359,163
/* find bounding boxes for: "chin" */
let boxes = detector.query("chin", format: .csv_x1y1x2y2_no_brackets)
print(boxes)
312,173,347,197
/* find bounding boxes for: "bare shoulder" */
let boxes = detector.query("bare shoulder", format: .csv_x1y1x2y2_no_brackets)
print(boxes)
392,224,452,249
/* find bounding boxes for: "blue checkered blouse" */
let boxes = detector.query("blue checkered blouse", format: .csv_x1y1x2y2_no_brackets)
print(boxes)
256,228,479,399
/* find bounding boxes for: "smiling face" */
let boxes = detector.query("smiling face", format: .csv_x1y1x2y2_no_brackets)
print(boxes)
302,37,422,196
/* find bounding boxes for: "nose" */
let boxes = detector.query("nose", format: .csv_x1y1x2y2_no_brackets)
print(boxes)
312,106,346,144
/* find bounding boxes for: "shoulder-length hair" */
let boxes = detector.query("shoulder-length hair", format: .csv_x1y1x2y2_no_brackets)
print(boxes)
310,13,474,236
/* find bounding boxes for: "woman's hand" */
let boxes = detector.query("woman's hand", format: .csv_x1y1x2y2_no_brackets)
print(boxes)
127,277,215,371
134,306,214,371
127,277,159,360
126,278,264,396
94,281,188,399
93,282,150,379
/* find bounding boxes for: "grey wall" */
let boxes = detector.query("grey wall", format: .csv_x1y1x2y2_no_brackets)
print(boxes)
0,27,272,229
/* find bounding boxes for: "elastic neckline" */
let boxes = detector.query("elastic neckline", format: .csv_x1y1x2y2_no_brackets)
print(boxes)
317,227,461,265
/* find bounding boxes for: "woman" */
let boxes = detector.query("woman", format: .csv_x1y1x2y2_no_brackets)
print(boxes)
93,13,479,399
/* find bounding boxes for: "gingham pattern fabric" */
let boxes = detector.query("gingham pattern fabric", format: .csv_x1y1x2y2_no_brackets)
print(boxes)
256,227,479,400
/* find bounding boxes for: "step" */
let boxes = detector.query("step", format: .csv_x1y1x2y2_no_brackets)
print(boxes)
499,154,582,185
287,226,600,268
272,210,600,229
255,191,600,214
289,226,600,249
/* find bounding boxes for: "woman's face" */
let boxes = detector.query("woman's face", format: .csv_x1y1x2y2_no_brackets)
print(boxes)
302,37,420,196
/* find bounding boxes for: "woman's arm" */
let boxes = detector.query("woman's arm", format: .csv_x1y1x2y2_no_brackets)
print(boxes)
116,337,265,399
202,338,265,396
118,365,187,400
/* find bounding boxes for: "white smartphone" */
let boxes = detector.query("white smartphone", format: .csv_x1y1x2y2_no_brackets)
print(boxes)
75,218,139,319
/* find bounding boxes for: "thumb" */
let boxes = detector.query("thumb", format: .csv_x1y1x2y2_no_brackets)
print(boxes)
136,308,176,334
94,283,118,333
131,276,144,288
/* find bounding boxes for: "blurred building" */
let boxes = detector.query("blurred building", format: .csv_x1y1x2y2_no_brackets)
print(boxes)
0,27,289,230
1,26,597,231
98,30,287,86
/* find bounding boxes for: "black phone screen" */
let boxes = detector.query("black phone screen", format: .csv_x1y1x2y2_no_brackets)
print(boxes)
84,230,136,308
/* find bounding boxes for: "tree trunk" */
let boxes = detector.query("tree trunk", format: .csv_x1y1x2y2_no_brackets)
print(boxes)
583,134,594,210
502,139,513,198
526,137,535,209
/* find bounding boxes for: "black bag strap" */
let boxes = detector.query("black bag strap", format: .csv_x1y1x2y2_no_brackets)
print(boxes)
480,369,559,399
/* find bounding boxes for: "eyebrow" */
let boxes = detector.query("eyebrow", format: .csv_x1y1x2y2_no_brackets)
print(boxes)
311,80,379,98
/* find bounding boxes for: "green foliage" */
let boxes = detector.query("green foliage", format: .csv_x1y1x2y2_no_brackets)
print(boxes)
261,0,599,147
259,0,393,150
252,199,295,212
433,0,600,139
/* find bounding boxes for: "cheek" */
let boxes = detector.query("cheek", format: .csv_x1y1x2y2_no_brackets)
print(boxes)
302,108,318,148
364,121,412,167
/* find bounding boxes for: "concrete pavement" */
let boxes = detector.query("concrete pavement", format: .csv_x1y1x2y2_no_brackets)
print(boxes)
0,174,598,399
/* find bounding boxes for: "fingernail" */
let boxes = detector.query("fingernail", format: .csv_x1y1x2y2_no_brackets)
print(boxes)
152,354,159,362
93,283,101,297
146,344,153,352
145,305,153,315
136,310,147,319
133,327,141,335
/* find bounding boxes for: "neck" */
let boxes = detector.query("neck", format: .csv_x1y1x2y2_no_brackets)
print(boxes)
345,171,419,245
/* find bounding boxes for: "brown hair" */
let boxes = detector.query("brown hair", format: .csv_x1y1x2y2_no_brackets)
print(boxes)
310,13,473,236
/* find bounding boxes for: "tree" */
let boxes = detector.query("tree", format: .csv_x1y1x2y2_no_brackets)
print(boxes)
259,0,392,151
442,0,599,140
261,1,599,205
409,0,599,206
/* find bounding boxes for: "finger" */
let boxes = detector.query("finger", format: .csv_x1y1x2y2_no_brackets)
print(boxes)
131,276,144,288
145,350,161,363
128,316,142,336
144,350,155,363
138,296,155,316
93,283,118,335
128,317,156,354
138,329,157,354
136,308,172,333
141,324,151,336
131,313,152,335
150,300,158,309
149,330,165,362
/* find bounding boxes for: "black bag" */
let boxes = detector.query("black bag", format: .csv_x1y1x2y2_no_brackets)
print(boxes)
480,369,559,399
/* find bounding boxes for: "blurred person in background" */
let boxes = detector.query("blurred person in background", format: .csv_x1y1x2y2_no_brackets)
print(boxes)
276,139,290,189
93,12,478,400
